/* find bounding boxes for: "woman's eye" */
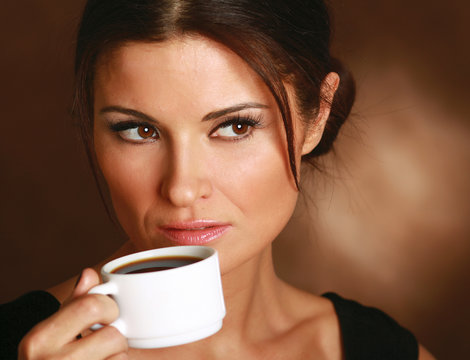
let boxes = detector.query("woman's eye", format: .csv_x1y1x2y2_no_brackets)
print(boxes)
212,121,254,139
137,126,156,138
119,125,159,142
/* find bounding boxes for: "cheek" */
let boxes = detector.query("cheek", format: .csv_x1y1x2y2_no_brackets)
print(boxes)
209,139,299,274
94,140,162,238
213,136,298,231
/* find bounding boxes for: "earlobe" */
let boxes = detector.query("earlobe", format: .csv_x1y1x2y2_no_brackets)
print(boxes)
301,72,340,155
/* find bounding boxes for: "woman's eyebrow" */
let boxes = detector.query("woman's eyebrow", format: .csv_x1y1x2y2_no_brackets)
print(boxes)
99,106,158,124
202,102,269,122
99,103,268,123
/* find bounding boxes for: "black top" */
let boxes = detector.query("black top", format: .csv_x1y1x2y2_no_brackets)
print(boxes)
323,292,418,360
0,291,418,359
1,291,60,360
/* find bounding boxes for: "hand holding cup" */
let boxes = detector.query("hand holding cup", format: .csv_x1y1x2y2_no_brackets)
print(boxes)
88,246,226,349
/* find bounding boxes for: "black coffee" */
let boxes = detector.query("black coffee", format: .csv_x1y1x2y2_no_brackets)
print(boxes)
111,256,202,274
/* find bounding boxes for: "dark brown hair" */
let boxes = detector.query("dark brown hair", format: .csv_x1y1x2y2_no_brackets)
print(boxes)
73,0,355,187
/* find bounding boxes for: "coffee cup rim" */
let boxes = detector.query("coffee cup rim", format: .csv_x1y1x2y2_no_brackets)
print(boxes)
102,245,216,276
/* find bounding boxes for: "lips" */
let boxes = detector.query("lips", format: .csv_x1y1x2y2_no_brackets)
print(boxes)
157,220,231,245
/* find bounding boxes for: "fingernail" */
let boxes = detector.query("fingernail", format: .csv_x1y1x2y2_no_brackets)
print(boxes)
74,270,83,289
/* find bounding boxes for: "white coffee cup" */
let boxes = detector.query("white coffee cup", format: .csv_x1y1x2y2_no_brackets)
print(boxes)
88,246,225,349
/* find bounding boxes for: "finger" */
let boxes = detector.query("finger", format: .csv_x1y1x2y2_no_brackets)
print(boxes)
71,268,101,299
63,325,128,360
62,268,102,341
28,293,120,351
62,268,101,309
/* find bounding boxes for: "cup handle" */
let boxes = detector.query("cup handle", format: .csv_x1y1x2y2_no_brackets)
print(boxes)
87,282,126,335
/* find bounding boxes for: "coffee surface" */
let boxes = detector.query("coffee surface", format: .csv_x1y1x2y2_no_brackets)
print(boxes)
111,256,202,274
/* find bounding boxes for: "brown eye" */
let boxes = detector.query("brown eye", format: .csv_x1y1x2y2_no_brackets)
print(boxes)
232,123,249,135
211,118,259,140
137,125,156,138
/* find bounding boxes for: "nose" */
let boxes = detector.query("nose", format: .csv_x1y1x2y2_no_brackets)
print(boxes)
160,143,213,208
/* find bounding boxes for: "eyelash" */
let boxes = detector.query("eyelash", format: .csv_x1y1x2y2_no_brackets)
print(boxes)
210,114,263,141
109,121,159,143
108,114,263,143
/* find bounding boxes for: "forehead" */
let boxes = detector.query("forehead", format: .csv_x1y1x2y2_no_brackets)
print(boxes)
93,36,275,114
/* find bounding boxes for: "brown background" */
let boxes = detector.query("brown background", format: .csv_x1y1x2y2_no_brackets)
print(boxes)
1,1,469,359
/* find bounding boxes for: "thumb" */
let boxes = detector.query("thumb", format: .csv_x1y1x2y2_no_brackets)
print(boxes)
69,268,101,301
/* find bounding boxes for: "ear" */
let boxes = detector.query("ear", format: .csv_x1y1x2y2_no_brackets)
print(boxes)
301,72,340,155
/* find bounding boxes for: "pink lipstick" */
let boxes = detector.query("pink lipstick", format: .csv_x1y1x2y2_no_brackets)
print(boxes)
157,220,231,245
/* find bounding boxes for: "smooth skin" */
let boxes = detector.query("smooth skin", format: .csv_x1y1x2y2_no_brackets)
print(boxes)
19,36,435,359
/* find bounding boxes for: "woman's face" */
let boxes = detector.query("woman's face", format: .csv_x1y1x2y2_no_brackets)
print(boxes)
93,36,313,274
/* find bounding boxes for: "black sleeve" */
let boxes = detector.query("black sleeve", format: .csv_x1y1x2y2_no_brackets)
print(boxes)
0,291,60,360
323,292,418,360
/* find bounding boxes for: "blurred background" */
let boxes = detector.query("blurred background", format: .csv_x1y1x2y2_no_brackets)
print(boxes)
1,1,469,358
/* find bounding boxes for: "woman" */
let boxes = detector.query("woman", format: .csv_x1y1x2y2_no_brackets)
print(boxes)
2,0,434,359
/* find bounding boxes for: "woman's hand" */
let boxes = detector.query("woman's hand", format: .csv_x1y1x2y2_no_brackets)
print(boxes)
18,268,129,360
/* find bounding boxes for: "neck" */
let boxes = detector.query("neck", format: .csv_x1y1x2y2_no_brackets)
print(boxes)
205,245,293,348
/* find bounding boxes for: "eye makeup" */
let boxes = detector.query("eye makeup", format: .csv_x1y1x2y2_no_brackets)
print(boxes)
108,120,160,143
100,104,268,144
209,113,264,141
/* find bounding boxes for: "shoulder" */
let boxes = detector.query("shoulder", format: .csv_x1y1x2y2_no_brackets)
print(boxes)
47,274,81,303
418,345,436,360
270,289,343,360
323,292,420,360
0,291,60,359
